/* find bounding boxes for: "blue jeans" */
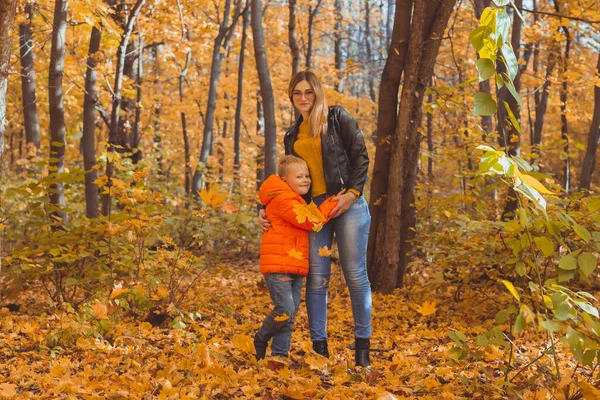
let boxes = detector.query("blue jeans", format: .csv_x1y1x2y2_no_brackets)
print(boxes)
255,273,303,357
307,195,372,341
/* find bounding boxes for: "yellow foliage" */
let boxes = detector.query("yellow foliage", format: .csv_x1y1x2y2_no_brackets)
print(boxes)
318,246,332,257
287,248,304,261
293,201,327,225
200,185,227,208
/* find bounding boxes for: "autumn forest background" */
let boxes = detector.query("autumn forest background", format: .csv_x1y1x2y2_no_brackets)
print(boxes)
1,0,600,398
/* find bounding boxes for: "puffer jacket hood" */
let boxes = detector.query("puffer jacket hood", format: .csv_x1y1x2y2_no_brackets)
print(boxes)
259,174,338,276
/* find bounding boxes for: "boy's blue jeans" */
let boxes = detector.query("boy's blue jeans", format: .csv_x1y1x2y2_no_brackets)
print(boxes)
307,195,372,341
255,273,303,357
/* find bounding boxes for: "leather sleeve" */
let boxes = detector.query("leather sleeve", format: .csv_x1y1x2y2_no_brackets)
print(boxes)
336,107,369,195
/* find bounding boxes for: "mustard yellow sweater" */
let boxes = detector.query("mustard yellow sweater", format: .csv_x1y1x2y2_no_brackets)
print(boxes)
294,121,360,198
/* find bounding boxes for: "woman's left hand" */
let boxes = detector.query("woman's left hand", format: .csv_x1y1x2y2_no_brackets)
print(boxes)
329,191,358,218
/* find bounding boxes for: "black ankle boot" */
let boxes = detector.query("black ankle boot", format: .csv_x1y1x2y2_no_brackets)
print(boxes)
254,334,267,360
312,340,329,358
355,338,370,367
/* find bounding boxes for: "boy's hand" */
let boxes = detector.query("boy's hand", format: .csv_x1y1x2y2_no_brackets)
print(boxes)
259,209,271,232
328,190,357,218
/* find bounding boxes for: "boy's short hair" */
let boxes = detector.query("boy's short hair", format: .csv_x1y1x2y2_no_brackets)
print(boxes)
277,155,308,177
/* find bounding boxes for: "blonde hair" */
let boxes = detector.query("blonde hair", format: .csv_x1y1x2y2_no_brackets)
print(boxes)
277,155,308,177
288,71,328,138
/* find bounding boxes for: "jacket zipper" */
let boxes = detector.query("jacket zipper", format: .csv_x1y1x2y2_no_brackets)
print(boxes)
329,113,345,187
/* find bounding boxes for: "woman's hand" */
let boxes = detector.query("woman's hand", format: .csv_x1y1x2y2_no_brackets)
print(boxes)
329,190,357,218
259,209,271,232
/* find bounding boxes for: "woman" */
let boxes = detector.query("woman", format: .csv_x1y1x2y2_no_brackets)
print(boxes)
259,71,372,367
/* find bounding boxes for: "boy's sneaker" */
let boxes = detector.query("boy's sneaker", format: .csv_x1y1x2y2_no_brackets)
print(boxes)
254,334,267,360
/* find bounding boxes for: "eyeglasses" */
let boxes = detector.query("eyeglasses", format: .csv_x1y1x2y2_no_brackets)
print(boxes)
292,90,315,100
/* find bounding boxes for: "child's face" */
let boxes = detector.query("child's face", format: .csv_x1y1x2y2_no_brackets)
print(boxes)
282,164,311,195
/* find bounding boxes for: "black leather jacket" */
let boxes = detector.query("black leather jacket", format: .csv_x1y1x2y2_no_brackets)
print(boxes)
284,106,369,195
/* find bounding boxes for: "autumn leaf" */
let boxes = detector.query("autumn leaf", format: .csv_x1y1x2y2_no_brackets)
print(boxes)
305,354,328,369
273,313,289,322
318,246,332,257
293,201,326,224
288,248,304,261
199,185,227,208
232,334,254,354
92,302,108,320
221,202,238,213
0,383,17,398
417,300,438,316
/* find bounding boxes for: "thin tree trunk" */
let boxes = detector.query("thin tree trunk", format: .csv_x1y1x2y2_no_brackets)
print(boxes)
386,0,394,49
19,5,40,151
48,0,69,223
555,1,570,192
251,0,276,177
579,53,600,190
306,0,323,70
531,49,558,161
365,0,376,102
198,0,233,176
131,33,143,164
288,0,300,77
82,26,102,218
180,51,192,198
102,0,146,216
0,0,17,300
256,91,265,189
367,0,412,276
334,0,344,92
233,7,249,191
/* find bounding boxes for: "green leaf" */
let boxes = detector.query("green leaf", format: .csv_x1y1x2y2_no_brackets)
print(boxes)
539,320,561,333
447,346,464,360
501,279,520,302
582,350,597,367
502,100,521,133
476,334,488,346
493,0,510,5
496,309,510,324
559,255,577,270
495,10,511,46
558,268,577,283
501,44,518,81
514,182,546,212
476,58,495,82
575,300,599,318
573,224,592,242
513,312,526,334
516,262,526,277
578,252,597,277
449,330,468,344
534,236,554,257
474,92,498,116
503,75,524,108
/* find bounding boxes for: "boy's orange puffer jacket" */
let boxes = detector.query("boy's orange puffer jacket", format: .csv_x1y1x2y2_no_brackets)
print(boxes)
259,174,338,276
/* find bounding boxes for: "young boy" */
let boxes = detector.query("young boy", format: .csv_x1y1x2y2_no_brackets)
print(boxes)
254,155,338,360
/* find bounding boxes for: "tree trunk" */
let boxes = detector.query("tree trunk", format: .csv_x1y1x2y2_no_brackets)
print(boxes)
233,7,249,191
102,0,145,216
180,51,192,198
474,0,492,137
0,0,18,182
365,0,376,102
256,91,265,190
19,5,40,151
386,0,394,49
367,0,412,276
370,0,456,293
251,0,277,178
288,0,300,77
531,49,558,162
198,0,233,177
306,1,323,70
555,1,570,192
131,33,143,164
48,0,69,223
334,0,344,92
579,53,600,190
82,26,102,218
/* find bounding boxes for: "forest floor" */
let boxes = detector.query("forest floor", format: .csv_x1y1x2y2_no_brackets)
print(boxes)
0,257,594,399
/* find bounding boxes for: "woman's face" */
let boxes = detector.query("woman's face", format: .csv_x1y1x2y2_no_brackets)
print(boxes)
292,80,315,115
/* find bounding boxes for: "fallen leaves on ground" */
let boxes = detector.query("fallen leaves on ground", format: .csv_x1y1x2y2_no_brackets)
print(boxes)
0,257,593,398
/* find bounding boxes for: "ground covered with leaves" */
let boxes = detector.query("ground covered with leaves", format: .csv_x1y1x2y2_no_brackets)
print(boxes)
0,258,597,399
